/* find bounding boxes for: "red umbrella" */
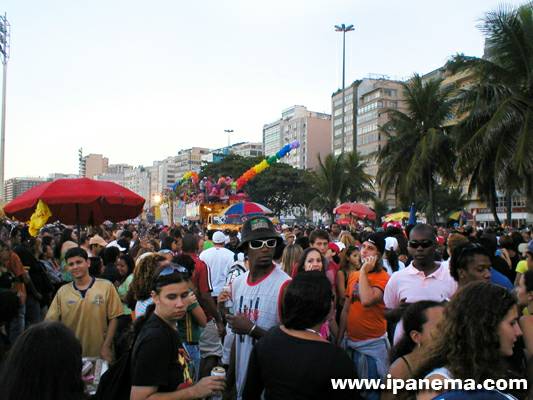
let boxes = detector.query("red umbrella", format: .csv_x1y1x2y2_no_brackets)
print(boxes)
4,178,145,225
333,202,376,220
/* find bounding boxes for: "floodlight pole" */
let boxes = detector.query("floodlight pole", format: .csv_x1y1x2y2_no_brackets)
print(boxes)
0,14,10,202
335,23,354,154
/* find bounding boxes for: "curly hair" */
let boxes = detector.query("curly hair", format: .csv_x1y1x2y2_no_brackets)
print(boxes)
128,254,160,302
416,282,517,382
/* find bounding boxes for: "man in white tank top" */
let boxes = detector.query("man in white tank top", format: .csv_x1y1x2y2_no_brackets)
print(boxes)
225,217,291,400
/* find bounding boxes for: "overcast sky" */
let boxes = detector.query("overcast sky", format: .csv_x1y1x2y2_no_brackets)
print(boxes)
1,0,527,178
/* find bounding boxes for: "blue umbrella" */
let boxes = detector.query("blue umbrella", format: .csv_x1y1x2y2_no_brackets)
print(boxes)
408,203,416,225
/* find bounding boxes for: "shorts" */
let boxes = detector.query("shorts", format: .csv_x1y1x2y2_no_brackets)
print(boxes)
199,319,223,359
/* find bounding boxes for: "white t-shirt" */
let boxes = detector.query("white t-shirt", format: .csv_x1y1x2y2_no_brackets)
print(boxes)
382,259,406,275
200,246,235,297
231,267,291,400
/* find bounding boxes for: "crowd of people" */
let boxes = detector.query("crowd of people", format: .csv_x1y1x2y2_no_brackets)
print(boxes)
0,217,531,399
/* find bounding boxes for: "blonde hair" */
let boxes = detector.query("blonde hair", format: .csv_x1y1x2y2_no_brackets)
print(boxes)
281,244,303,275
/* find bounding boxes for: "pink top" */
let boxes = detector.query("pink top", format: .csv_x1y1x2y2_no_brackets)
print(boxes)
383,262,457,309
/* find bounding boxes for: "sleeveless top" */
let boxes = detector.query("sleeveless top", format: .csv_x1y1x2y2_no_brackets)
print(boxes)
231,266,291,400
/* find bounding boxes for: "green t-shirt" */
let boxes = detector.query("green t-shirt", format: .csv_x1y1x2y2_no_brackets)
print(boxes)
203,240,214,251
118,274,134,315
177,303,201,344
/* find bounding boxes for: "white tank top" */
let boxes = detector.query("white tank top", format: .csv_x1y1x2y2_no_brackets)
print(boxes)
231,266,291,400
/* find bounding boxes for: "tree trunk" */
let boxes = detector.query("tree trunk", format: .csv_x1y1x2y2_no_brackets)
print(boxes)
428,171,435,225
506,190,513,227
489,181,501,226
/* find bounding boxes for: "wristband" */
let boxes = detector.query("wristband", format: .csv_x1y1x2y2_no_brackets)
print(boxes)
248,324,257,336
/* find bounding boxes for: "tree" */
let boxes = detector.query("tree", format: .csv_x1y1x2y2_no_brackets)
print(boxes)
377,74,457,224
343,151,375,202
447,2,533,225
308,153,347,222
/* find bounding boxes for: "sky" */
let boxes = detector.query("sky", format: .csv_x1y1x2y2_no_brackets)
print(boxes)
1,0,527,178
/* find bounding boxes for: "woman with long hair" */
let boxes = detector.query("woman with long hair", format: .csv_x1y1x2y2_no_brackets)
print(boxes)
416,282,523,400
127,253,160,318
517,270,533,357
281,244,303,275
0,321,86,400
381,301,444,400
294,247,337,341
130,269,224,400
337,245,360,309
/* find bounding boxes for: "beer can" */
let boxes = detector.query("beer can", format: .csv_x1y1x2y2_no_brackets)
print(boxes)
211,366,226,377
211,366,225,400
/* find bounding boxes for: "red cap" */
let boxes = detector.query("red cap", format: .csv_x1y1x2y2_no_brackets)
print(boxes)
328,242,340,253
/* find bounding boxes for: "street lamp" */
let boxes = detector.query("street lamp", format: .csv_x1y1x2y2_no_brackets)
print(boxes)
334,23,354,153
224,129,234,148
0,13,10,201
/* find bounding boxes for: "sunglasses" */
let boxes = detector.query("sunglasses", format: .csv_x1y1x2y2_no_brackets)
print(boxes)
158,263,189,277
249,238,278,250
408,240,434,249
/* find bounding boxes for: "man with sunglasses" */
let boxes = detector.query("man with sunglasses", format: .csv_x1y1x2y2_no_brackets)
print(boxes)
383,224,457,344
225,217,291,400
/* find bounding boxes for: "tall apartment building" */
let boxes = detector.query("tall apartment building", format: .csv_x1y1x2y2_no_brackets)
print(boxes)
79,154,109,179
4,177,47,202
124,167,151,203
94,164,133,188
263,105,331,170
175,147,210,177
331,81,359,155
157,156,180,194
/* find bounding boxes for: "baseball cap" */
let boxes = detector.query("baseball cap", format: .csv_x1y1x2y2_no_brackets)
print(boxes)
385,236,399,252
365,233,385,255
328,242,340,254
212,231,226,244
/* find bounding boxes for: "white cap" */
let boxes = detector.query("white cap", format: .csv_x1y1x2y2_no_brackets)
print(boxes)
281,224,289,230
385,236,399,252
213,231,226,244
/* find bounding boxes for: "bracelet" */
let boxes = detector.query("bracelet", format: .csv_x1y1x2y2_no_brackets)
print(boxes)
248,324,257,336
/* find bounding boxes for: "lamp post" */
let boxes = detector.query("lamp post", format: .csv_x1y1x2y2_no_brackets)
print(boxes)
224,129,234,149
0,14,10,201
334,23,354,154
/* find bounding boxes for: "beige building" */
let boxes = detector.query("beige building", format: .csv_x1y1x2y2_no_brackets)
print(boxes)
79,154,109,179
4,177,47,202
263,105,331,170
175,147,210,177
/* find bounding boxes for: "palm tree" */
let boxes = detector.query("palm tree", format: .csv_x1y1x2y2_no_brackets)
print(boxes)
376,74,457,224
309,153,347,222
343,151,375,202
447,3,533,225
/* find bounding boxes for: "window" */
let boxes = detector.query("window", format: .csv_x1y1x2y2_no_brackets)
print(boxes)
363,90,381,103
383,89,397,97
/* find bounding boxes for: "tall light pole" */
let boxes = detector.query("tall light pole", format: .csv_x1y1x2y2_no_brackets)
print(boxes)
0,14,10,201
335,23,354,154
224,129,233,148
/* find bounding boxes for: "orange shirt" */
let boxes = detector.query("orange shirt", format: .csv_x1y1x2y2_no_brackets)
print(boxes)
345,270,389,341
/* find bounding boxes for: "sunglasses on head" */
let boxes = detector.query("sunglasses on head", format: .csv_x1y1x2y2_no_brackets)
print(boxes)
249,238,278,250
157,263,189,277
408,239,434,249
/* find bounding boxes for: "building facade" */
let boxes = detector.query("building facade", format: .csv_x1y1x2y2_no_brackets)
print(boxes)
79,154,109,179
175,147,210,177
4,177,47,202
263,105,331,170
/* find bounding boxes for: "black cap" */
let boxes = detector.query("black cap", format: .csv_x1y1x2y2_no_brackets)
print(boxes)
237,216,282,251
365,233,385,255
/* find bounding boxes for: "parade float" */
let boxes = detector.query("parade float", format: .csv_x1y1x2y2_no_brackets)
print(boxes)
164,141,300,230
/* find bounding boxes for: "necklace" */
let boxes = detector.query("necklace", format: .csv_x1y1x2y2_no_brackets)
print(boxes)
305,328,321,336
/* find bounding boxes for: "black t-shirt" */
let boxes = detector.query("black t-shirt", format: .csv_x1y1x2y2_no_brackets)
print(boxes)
131,313,194,392
243,327,362,400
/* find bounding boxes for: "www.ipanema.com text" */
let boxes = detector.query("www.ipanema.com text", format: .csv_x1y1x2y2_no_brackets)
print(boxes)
331,375,528,395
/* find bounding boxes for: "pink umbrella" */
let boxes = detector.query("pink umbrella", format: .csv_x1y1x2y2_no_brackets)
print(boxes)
334,202,376,221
